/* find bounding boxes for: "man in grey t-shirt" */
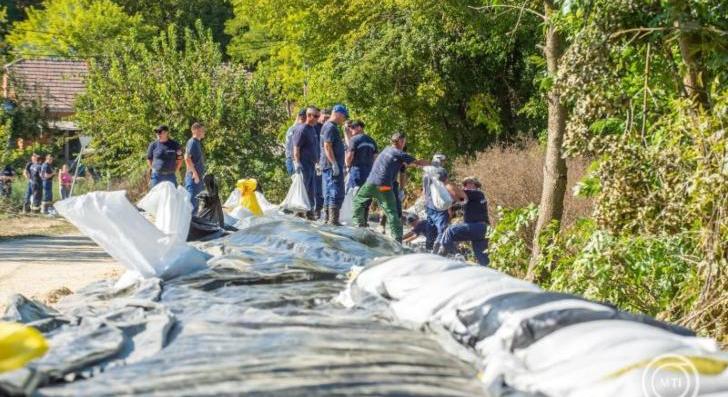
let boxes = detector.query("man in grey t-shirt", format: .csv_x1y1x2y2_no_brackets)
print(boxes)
185,122,206,214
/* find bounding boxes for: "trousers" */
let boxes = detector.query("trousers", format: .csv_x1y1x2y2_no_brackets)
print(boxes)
441,222,490,266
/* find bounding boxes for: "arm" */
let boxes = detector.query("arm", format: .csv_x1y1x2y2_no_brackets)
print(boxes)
407,159,430,167
448,183,467,202
402,231,417,243
185,155,199,182
345,150,354,167
324,142,336,164
293,146,301,164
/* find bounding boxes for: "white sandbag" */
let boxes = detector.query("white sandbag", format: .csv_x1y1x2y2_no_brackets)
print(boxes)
223,189,241,208
137,182,192,242
339,186,358,225
430,178,453,211
352,254,466,297
228,205,254,220
255,191,278,213
280,173,311,212
55,191,209,280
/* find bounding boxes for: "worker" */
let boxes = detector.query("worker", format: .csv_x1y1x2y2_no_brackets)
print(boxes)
346,120,378,222
312,107,325,220
146,125,183,188
423,153,450,251
438,177,490,266
22,153,38,213
28,155,43,213
292,106,320,220
402,213,428,244
40,154,56,214
0,164,16,198
320,104,348,225
351,132,429,242
185,122,207,214
285,109,307,176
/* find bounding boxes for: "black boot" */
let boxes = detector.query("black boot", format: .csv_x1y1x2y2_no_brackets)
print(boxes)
314,208,322,221
323,207,330,224
329,205,342,226
306,211,317,221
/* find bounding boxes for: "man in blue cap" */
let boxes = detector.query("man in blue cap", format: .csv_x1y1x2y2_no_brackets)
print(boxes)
320,104,348,225
292,106,320,220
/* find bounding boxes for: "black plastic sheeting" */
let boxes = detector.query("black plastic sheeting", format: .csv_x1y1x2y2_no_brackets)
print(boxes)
455,291,695,350
1,217,490,397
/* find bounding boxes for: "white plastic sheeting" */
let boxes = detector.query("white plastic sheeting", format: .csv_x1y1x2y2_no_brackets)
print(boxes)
344,253,728,396
55,190,209,281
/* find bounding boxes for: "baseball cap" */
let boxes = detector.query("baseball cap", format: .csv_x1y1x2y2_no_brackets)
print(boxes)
154,125,169,134
332,104,349,118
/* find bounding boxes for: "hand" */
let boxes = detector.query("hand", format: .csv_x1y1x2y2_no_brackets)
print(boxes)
193,173,200,184
332,162,340,177
294,162,303,174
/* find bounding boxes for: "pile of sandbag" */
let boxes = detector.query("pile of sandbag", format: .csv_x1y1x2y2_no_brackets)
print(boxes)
343,254,728,397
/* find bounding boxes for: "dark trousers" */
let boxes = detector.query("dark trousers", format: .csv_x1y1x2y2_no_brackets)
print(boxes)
322,168,345,208
347,166,371,190
23,182,32,205
42,180,53,203
425,206,450,250
30,182,42,210
185,173,205,214
301,164,317,211
61,185,71,200
441,222,490,266
150,171,177,189
315,173,324,212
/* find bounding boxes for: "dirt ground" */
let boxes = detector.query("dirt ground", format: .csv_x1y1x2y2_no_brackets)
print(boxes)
0,216,123,313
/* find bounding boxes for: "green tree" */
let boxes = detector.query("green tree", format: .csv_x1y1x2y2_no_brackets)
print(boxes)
6,0,152,58
75,23,287,198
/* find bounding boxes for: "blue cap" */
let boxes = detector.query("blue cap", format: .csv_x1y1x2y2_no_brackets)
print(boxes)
332,104,349,118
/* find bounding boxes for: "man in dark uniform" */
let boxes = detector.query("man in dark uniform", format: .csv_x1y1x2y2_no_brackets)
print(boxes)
312,107,325,220
146,125,183,188
351,132,429,242
439,177,490,266
345,120,377,221
29,155,43,212
40,154,56,214
22,153,38,213
285,109,306,176
292,106,320,220
320,104,348,225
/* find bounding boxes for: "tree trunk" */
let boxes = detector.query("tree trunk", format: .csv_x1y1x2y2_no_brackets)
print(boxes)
527,0,568,281
672,0,710,109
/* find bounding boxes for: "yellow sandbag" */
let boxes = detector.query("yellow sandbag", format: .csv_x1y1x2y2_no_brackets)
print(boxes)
236,178,263,216
0,322,49,373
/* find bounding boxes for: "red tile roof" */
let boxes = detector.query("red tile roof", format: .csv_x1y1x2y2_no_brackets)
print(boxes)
3,58,88,115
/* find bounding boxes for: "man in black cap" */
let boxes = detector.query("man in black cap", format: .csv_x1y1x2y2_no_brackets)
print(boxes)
351,132,429,242
146,125,183,189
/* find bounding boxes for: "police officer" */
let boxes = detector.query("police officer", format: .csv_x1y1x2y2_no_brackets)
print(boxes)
312,107,326,220
292,106,320,220
439,177,490,266
423,153,450,251
285,109,307,176
22,153,38,213
146,125,183,188
320,104,348,225
185,122,207,214
351,132,429,242
40,154,56,214
345,120,377,220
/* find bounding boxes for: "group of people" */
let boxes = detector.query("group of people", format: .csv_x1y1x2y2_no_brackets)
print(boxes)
2,153,73,214
145,123,207,213
284,104,490,266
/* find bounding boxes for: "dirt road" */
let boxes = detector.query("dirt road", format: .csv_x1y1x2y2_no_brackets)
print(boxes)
0,217,123,313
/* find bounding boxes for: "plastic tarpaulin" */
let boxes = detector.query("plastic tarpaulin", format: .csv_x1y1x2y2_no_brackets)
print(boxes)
55,191,209,280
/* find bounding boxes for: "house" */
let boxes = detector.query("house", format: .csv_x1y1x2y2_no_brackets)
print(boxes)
2,58,88,161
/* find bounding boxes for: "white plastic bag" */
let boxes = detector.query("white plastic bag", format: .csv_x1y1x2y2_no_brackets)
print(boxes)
55,191,209,280
137,182,192,242
430,178,453,211
339,186,358,225
255,191,278,213
223,189,241,208
280,173,311,212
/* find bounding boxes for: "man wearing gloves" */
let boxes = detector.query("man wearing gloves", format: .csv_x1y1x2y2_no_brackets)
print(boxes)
292,106,320,220
320,104,348,225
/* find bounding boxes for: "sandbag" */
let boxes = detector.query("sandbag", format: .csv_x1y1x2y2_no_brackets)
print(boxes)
137,182,192,242
280,173,311,212
223,189,241,209
255,191,278,213
187,216,225,241
339,186,358,225
197,174,225,227
0,323,48,373
236,178,263,216
430,178,453,211
55,191,210,280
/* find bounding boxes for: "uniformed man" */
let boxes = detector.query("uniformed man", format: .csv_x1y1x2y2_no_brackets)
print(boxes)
351,132,429,242
320,104,348,225
285,109,307,176
439,177,490,266
40,154,56,214
185,122,207,214
292,106,320,220
146,125,183,188
345,120,377,221
28,155,43,212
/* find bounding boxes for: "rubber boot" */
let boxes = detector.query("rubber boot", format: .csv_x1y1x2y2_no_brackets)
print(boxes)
314,208,321,221
305,211,317,221
323,207,330,224
22,202,31,214
329,205,342,226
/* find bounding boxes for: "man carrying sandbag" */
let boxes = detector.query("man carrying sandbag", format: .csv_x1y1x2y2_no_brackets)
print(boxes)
320,104,348,225
292,106,321,220
345,120,377,221
352,132,429,242
438,177,490,266
423,154,451,252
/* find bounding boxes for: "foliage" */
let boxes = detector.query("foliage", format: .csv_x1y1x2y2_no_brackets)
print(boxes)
226,0,545,159
75,22,288,199
6,0,152,58
487,204,538,278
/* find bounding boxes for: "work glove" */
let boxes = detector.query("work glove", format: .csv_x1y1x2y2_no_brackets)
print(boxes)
398,189,405,202
331,162,340,177
294,162,303,174
315,163,322,176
